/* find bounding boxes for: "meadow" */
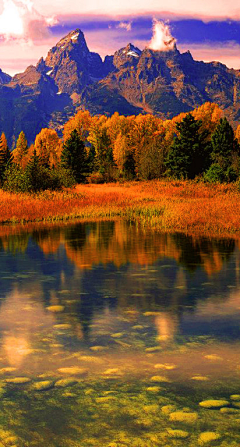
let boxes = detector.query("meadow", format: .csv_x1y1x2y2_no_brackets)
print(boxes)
1,180,240,238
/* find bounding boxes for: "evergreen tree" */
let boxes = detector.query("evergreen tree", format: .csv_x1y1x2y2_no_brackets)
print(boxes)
211,117,239,167
164,113,210,179
61,130,87,182
25,149,43,192
0,132,12,184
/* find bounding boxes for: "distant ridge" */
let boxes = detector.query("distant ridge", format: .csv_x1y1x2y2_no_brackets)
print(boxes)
0,28,240,145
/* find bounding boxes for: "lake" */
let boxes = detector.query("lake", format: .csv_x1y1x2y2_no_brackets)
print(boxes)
0,219,239,446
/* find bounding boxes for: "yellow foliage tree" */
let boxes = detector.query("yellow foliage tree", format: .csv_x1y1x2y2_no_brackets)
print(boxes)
34,128,61,167
63,110,92,143
13,131,28,168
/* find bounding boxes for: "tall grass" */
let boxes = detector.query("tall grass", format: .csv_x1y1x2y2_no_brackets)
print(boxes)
0,180,240,237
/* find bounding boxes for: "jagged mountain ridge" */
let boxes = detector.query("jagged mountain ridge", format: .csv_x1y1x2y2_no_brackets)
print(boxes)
0,28,240,146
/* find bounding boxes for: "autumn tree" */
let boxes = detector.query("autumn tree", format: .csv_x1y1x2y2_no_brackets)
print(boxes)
63,110,92,143
13,131,28,168
137,129,167,180
113,133,135,179
88,116,113,178
35,128,61,167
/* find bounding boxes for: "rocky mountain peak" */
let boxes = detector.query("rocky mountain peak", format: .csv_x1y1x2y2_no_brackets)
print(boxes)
37,28,110,95
113,43,142,69
0,69,11,85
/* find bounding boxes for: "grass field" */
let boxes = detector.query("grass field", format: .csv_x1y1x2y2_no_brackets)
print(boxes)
1,180,240,237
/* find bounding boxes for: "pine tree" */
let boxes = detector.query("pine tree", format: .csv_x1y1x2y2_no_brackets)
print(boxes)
164,113,210,179
61,130,87,182
26,149,42,192
211,117,239,167
0,132,12,184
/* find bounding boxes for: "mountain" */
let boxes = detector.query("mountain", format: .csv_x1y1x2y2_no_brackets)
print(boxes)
0,28,240,146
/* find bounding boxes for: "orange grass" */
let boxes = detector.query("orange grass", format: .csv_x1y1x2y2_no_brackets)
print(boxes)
0,180,240,237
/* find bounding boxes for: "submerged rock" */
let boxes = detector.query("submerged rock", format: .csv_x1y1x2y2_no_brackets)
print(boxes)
0,367,16,374
199,399,229,409
169,411,198,423
103,368,120,375
230,394,240,401
90,346,107,352
57,367,87,375
191,375,209,381
167,429,189,438
220,407,240,413
204,354,223,361
31,381,54,391
198,432,220,444
161,405,176,415
146,386,161,393
154,363,176,370
150,375,171,383
5,377,31,384
54,378,78,388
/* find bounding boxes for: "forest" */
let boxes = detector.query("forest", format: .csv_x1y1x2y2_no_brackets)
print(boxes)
0,102,240,192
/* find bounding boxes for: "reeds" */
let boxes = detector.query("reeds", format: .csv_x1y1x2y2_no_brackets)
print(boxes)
0,180,240,237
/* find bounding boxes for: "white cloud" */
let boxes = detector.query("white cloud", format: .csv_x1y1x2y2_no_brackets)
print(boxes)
32,0,240,20
0,0,57,41
148,19,176,51
117,21,132,32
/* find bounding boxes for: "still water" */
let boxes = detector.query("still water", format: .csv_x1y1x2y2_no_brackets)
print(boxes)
0,220,240,446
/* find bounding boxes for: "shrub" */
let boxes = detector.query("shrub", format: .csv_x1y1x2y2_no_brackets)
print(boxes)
3,164,30,192
86,172,105,184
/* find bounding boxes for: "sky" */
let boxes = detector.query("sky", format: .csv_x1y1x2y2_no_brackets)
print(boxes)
0,0,240,75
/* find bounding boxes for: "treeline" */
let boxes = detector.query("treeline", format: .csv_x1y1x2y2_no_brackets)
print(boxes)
1,102,240,192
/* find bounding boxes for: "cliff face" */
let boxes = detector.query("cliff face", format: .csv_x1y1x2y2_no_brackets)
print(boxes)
0,29,240,145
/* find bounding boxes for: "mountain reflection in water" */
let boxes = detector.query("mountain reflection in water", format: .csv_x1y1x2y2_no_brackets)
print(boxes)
0,220,239,445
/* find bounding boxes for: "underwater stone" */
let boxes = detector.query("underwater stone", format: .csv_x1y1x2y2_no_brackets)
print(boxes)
146,386,161,393
57,367,87,375
161,405,176,415
204,354,223,361
0,367,16,374
150,375,171,383
5,377,31,384
220,407,240,413
31,381,54,391
191,375,209,381
230,395,240,401
199,399,229,408
90,346,107,352
167,429,189,438
154,363,176,370
54,378,78,388
198,432,220,444
169,411,198,423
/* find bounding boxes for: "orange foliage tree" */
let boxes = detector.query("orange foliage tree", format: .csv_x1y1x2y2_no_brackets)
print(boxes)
63,110,92,143
34,128,62,167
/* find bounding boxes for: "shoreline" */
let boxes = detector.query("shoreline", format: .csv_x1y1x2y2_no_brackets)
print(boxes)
1,180,240,239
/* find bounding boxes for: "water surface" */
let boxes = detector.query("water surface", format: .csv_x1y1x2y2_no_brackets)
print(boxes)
0,220,239,446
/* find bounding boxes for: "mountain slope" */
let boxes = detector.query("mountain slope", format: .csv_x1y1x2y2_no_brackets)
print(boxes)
0,29,240,145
